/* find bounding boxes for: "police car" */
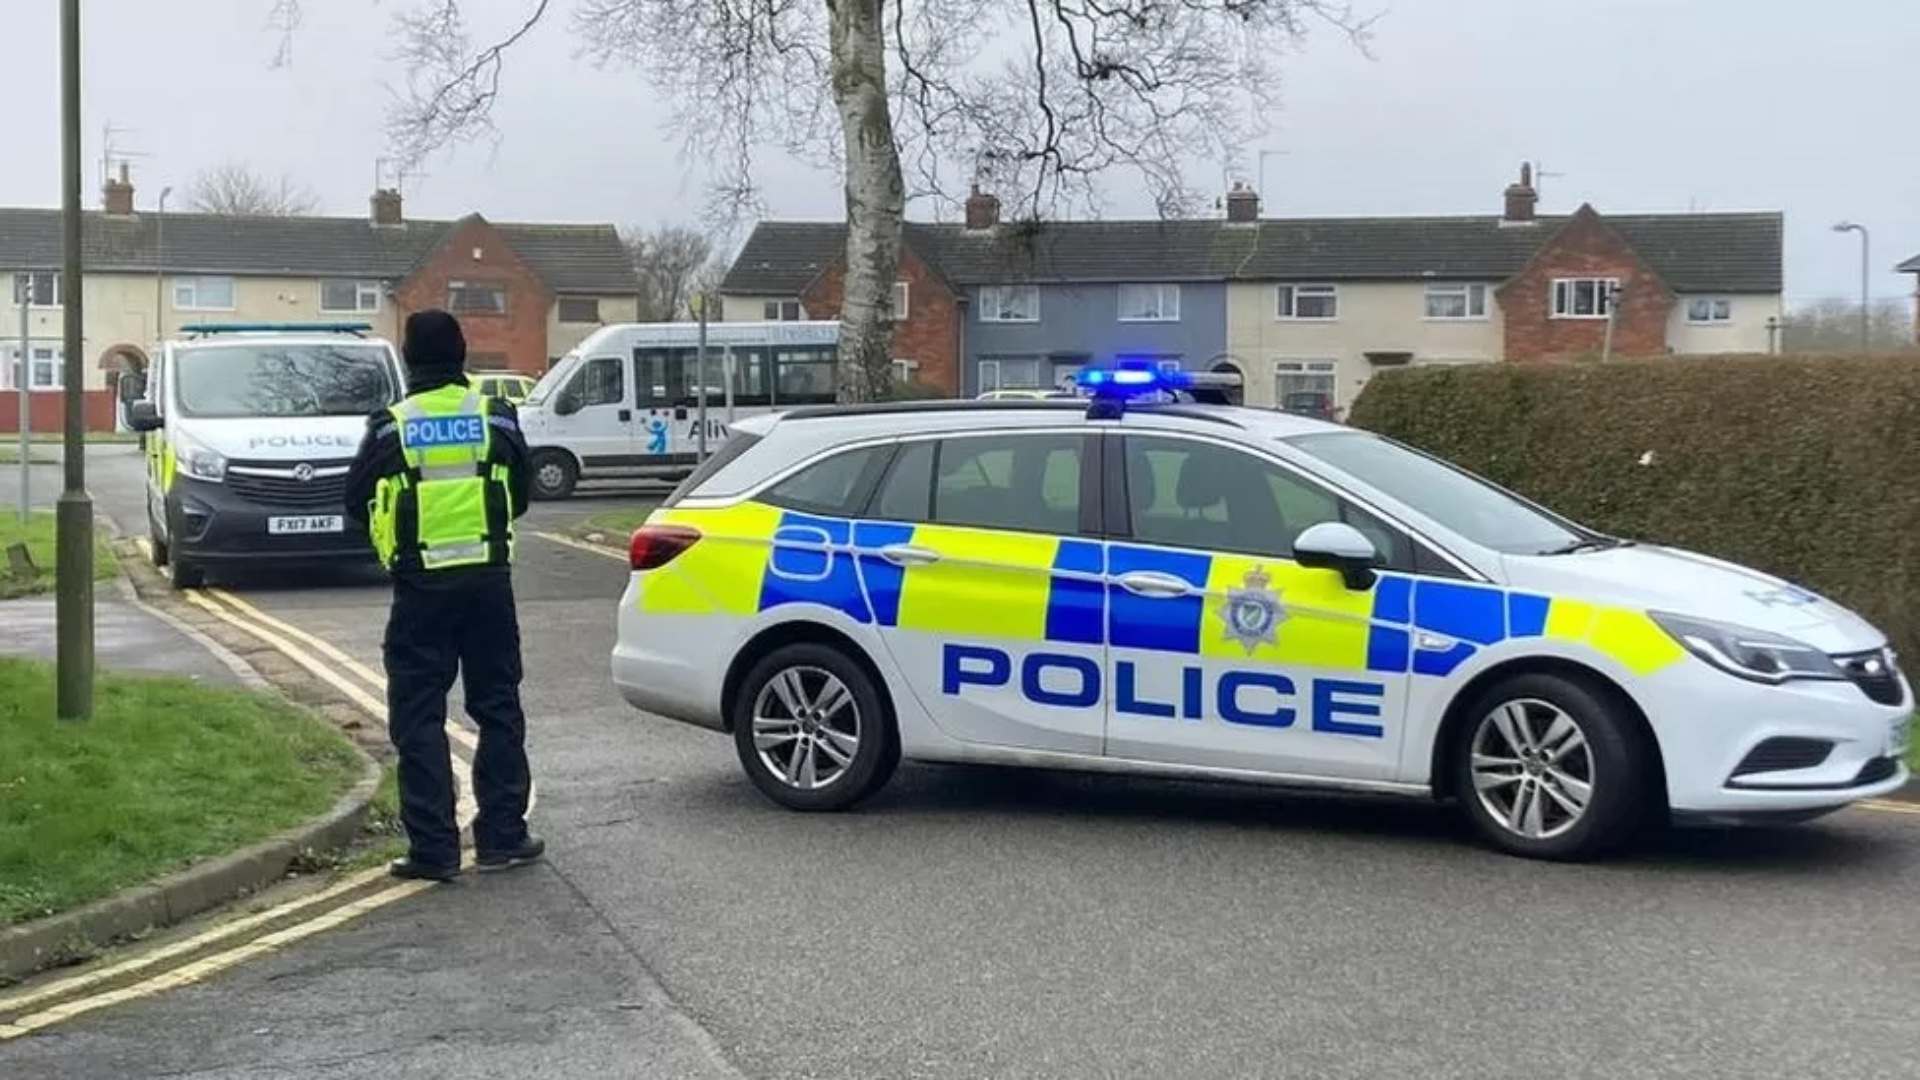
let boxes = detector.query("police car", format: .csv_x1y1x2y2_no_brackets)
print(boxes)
126,322,407,589
609,366,1912,860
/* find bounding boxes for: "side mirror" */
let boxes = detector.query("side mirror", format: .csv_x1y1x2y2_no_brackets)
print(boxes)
126,400,163,432
552,390,582,417
117,373,148,403
1293,521,1379,590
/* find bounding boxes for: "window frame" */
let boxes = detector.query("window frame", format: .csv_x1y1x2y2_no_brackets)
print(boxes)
1118,283,1182,322
884,281,911,321
757,441,900,518
977,285,1041,323
1550,277,1620,320
172,276,236,312
1422,283,1489,321
3,343,64,391
1100,431,1467,579
319,279,382,314
563,355,629,410
763,299,805,321
845,429,1101,537
11,271,59,308
447,280,509,315
1684,296,1733,324
556,296,602,324
1275,283,1338,321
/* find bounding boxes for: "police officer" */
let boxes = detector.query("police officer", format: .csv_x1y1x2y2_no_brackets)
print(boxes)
344,309,544,882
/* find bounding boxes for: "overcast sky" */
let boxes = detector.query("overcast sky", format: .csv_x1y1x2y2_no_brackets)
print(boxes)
1,0,1912,307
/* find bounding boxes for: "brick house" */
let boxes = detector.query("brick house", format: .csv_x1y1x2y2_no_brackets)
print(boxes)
0,167,640,432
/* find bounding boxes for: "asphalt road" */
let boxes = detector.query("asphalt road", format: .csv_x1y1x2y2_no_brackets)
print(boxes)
3,449,1918,1079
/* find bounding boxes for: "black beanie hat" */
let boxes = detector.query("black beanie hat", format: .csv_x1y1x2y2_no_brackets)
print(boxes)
402,309,467,372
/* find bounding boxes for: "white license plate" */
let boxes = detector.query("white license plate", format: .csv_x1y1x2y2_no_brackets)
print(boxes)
1889,717,1912,759
267,515,344,535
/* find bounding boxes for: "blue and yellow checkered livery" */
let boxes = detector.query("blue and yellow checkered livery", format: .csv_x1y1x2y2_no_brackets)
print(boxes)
636,505,1685,679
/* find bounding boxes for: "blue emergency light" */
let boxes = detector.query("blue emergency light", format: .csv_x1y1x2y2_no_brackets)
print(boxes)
179,321,374,338
1073,362,1241,417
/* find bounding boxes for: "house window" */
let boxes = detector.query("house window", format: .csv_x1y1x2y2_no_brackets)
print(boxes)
319,279,381,313
1424,284,1488,320
1118,284,1181,322
881,281,911,320
11,272,58,307
557,297,601,323
448,280,508,314
1686,297,1733,324
172,276,235,311
978,285,1040,323
3,344,63,390
1275,360,1337,410
891,358,919,382
1276,284,1338,320
764,299,804,321
979,357,1043,391
1550,278,1619,319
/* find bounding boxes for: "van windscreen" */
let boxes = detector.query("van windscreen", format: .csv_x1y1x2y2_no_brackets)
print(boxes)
174,343,401,419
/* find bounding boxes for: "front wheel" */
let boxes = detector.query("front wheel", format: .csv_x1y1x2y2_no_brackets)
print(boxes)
731,643,898,812
529,450,578,501
1452,672,1654,861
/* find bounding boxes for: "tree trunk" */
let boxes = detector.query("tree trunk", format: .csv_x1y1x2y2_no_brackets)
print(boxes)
826,0,906,404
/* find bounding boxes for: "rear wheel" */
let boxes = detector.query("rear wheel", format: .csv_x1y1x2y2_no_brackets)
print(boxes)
1452,672,1652,861
731,643,898,812
530,450,578,500
147,517,169,568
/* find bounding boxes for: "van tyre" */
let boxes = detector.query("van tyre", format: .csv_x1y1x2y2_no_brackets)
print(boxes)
147,519,169,568
530,450,577,500
1451,672,1650,862
731,642,899,812
168,559,207,591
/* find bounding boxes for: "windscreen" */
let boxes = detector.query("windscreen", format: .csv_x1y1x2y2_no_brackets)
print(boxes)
1286,430,1591,555
173,343,401,419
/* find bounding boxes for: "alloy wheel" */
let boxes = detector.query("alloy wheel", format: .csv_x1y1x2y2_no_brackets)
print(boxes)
751,666,862,791
1469,698,1595,841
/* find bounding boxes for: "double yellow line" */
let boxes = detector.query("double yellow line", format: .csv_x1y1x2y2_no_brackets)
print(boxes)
1,568,533,1040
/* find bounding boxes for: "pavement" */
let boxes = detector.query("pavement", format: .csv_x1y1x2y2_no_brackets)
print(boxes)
0,449,1916,1079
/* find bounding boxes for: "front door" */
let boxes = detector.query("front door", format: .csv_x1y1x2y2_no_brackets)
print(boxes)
1098,433,1412,781
856,429,1107,754
553,354,635,466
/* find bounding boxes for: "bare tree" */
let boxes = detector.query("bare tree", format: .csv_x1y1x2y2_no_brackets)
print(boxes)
184,162,320,216
278,1,1372,401
625,224,728,321
1779,297,1917,354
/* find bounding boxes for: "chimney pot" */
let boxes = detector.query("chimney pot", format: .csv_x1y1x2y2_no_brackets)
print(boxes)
371,187,404,227
1225,182,1260,223
1502,162,1538,223
965,185,1000,231
102,162,136,216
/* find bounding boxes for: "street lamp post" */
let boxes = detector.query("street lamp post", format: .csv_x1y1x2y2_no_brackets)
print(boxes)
57,0,94,719
1833,221,1871,352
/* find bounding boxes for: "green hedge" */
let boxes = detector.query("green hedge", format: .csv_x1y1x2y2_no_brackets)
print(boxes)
1346,353,1920,662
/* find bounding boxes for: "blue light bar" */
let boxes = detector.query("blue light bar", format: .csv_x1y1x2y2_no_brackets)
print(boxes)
179,321,374,338
1074,361,1242,416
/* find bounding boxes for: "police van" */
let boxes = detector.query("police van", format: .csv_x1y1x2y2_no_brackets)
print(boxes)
608,365,1912,862
126,322,407,589
517,319,840,499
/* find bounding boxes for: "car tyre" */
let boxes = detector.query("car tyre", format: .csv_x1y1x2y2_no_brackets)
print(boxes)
147,518,170,568
1451,671,1651,862
731,642,899,812
530,450,578,501
168,558,207,591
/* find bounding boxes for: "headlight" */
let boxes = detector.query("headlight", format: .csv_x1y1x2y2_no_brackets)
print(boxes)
1649,611,1845,685
175,436,228,482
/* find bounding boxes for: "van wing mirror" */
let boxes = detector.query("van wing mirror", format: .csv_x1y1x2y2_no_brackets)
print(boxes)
551,389,582,416
126,400,163,432
1292,521,1380,590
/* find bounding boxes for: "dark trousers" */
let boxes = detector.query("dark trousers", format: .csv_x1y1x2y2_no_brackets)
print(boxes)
382,568,533,867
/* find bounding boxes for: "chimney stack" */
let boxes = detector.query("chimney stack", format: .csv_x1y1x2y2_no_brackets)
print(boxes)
1225,181,1260,224
964,184,1000,231
1502,163,1538,223
371,187,404,228
102,162,135,217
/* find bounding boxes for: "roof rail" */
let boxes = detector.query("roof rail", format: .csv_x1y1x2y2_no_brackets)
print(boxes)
178,321,375,339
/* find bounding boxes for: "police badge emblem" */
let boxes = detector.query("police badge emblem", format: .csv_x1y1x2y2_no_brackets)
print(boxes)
1217,565,1285,654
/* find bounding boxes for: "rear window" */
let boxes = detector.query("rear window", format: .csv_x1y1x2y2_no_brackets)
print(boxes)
661,432,764,508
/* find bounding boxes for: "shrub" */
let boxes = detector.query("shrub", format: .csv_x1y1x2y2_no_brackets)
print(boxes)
1346,353,1920,662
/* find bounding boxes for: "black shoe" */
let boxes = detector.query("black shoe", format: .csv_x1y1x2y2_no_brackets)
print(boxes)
476,835,546,873
388,856,461,882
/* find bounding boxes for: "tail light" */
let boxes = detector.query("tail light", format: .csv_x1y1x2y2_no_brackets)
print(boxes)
629,524,701,570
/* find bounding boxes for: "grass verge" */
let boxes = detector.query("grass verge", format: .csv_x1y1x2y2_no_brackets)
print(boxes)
0,447,56,465
0,511,119,600
0,657,366,926
571,501,662,545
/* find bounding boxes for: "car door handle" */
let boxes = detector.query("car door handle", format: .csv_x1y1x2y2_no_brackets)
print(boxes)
877,544,941,566
1114,570,1192,598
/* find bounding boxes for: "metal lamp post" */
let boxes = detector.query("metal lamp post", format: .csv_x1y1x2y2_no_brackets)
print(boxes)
57,0,94,718
1833,221,1871,352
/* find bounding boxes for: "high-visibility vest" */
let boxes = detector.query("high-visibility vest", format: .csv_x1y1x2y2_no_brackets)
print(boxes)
369,384,515,572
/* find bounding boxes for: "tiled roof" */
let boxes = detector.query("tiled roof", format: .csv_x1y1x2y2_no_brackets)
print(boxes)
1897,253,1920,274
721,210,1783,295
0,208,641,294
